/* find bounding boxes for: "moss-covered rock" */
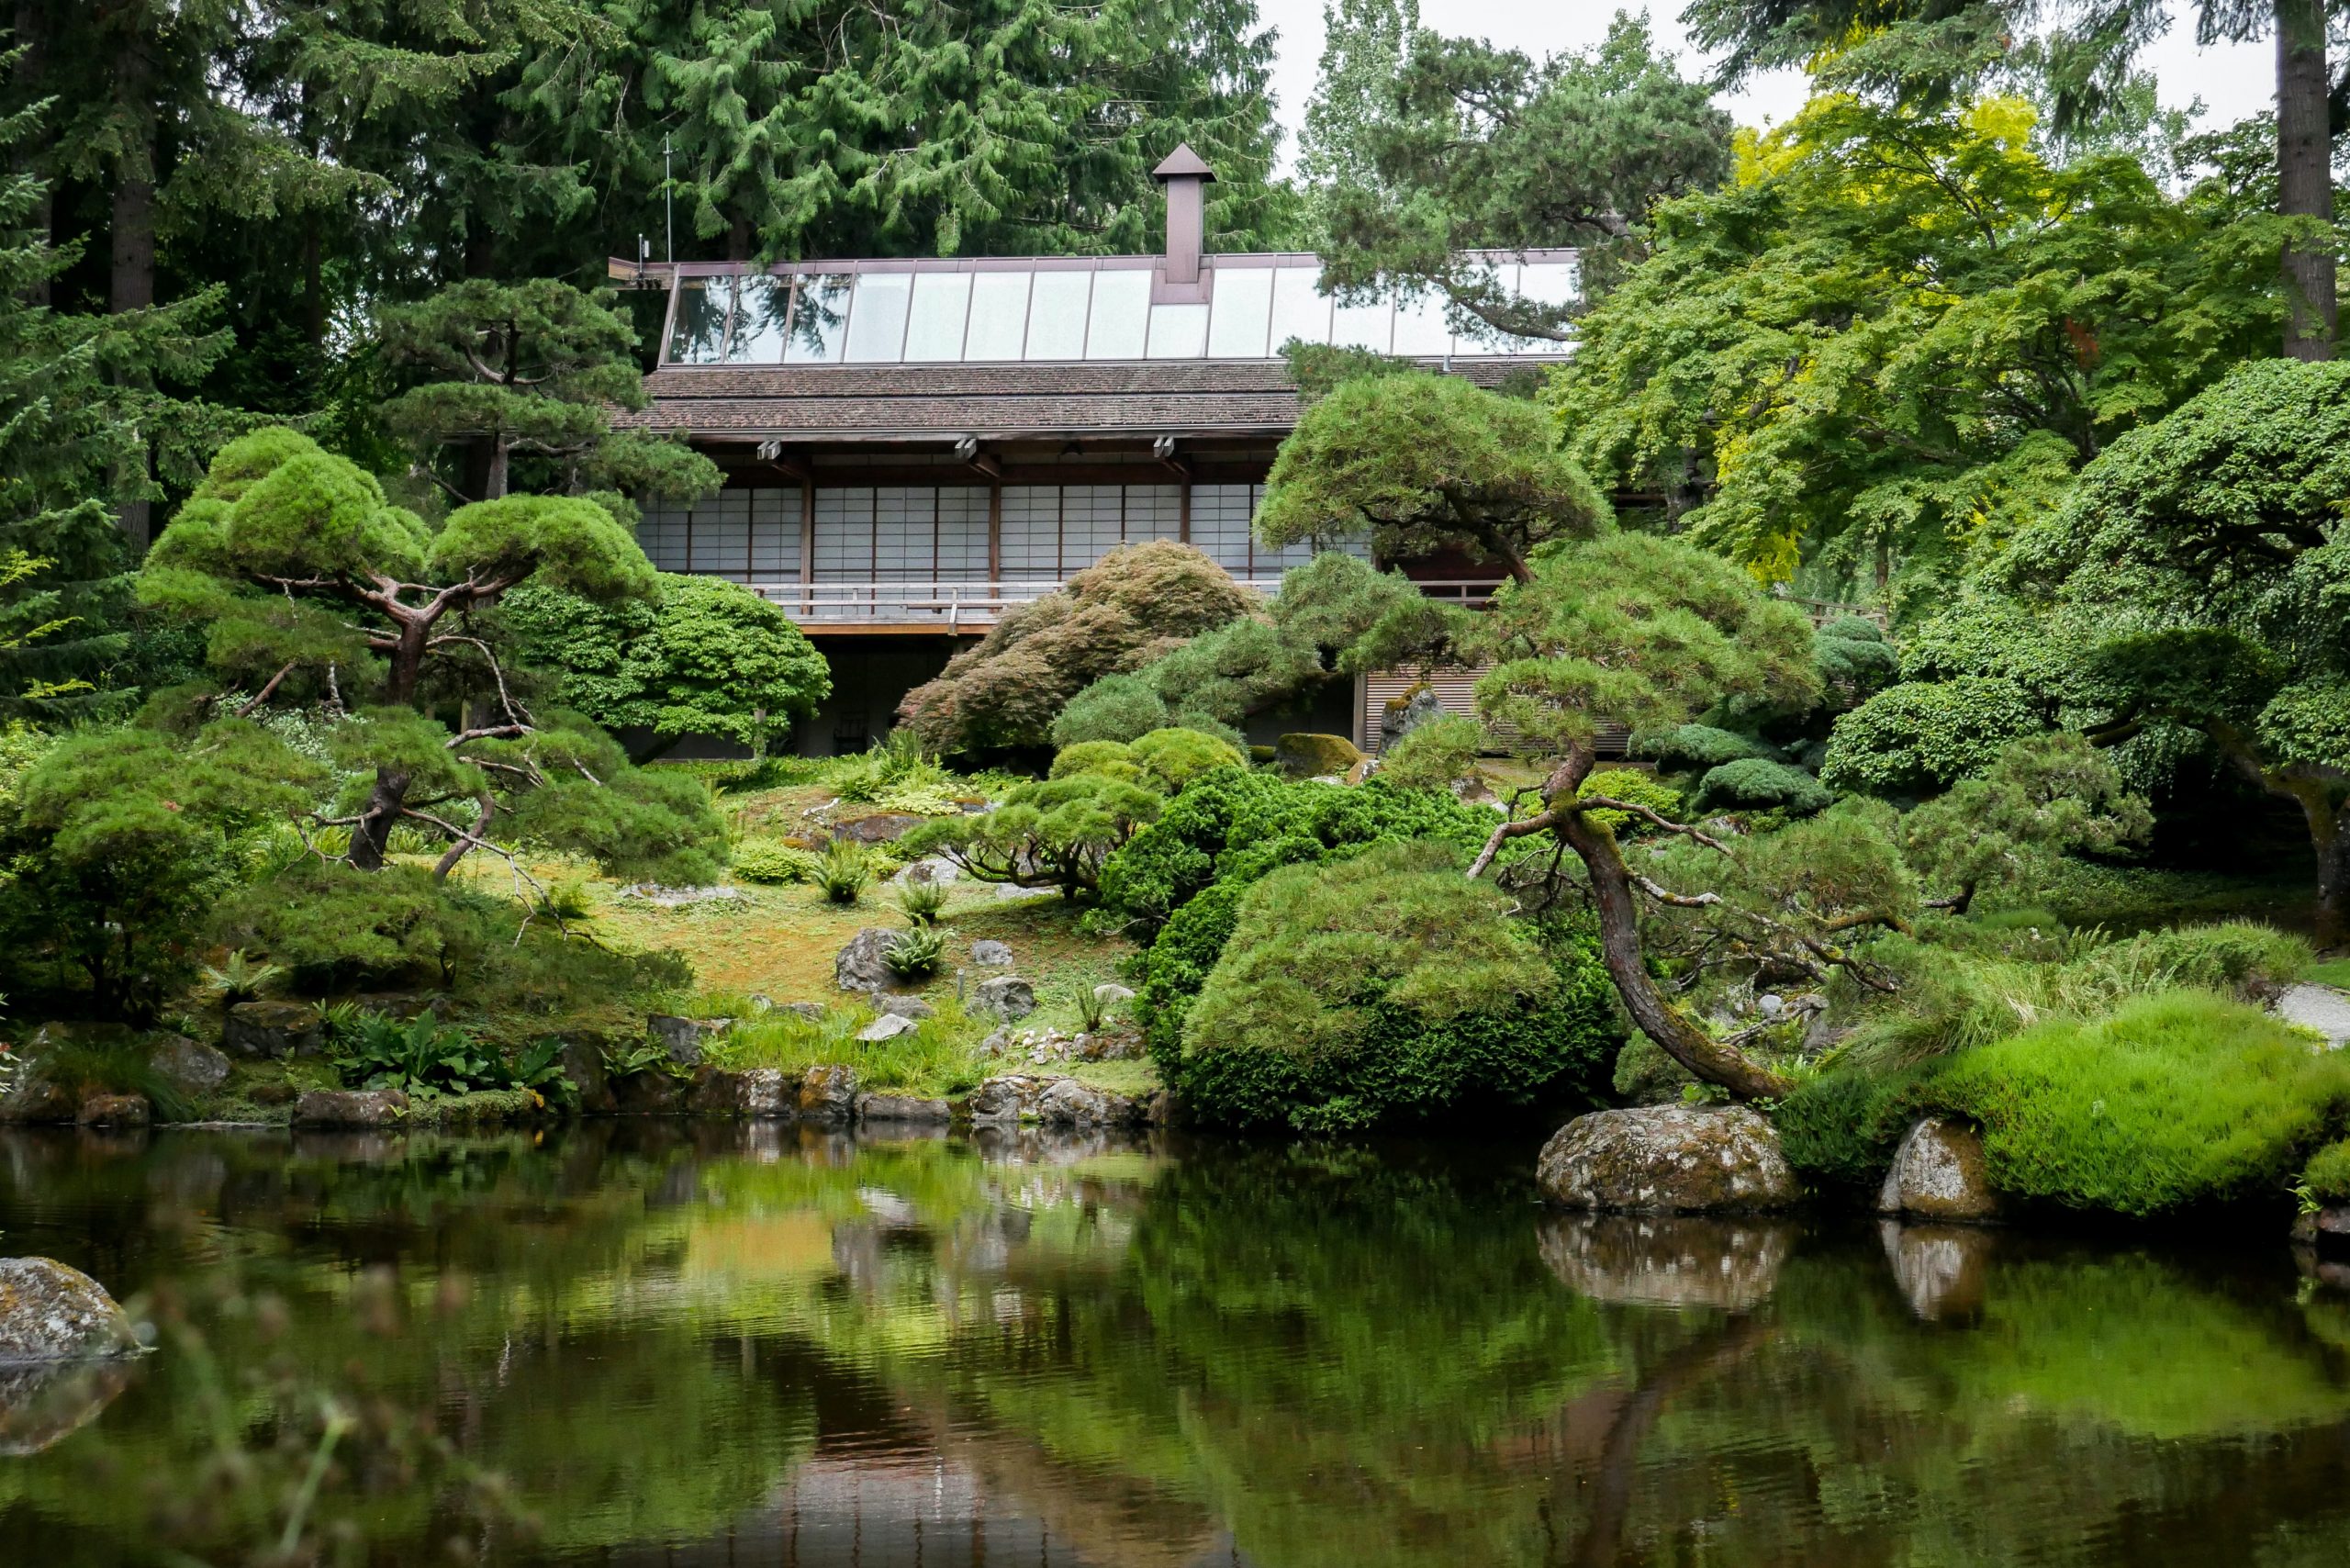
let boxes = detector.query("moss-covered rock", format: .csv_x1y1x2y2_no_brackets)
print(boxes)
1537,1104,1799,1213
1273,732,1365,778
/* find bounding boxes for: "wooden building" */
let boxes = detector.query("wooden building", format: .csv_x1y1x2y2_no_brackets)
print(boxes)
610,148,1576,754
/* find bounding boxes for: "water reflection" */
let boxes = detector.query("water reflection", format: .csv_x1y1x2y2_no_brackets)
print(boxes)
0,1126,2346,1565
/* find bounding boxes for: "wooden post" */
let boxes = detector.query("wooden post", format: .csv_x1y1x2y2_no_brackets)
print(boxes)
798,475,814,613
987,482,1002,585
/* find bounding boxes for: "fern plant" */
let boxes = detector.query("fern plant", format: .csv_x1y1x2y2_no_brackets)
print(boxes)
816,841,872,903
896,879,947,926
198,949,282,1006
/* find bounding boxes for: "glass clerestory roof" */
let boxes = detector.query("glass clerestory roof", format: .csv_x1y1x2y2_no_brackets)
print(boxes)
663,256,1579,368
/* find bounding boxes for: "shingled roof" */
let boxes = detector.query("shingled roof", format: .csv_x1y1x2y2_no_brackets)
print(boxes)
616,359,1534,444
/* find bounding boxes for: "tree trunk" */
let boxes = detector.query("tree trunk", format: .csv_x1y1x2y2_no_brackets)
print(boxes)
483,436,510,499
1556,805,1795,1101
108,27,158,545
2278,0,2336,361
348,767,412,870
2297,790,2350,949
384,616,430,705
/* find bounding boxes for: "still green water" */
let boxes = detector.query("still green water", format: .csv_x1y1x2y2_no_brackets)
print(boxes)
1,1122,2347,1566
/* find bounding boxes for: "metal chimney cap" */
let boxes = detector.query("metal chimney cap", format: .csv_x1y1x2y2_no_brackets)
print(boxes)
1151,144,1216,183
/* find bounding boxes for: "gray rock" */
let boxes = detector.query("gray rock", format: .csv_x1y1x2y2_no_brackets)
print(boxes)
834,812,927,845
856,1014,920,1043
74,1094,149,1129
967,1073,1052,1125
970,939,1015,968
1034,1078,1146,1128
798,1064,858,1124
559,1039,615,1115
291,1089,409,1129
974,975,1036,1021
835,927,901,993
1539,1215,1796,1311
221,1000,322,1059
0,1258,142,1362
856,1093,953,1126
0,1073,73,1125
1537,1104,1799,1214
1877,1116,2000,1223
1881,1220,1997,1323
1091,982,1136,1006
979,1028,1013,1057
875,992,934,1021
895,857,960,886
688,1068,797,1117
778,1002,827,1021
647,1014,731,1067
1380,684,1448,745
147,1035,230,1097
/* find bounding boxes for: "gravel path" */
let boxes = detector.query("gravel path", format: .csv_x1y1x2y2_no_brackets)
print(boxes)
2275,984,2350,1047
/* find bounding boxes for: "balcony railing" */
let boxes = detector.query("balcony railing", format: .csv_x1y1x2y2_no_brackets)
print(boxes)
745,577,1508,628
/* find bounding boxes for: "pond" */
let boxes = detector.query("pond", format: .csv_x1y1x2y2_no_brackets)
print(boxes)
2,1123,2347,1566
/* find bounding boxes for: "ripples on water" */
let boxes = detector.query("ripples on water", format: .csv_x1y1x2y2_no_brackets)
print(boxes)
2,1122,2348,1566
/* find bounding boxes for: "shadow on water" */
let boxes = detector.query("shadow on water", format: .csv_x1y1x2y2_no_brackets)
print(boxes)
2,1122,2349,1565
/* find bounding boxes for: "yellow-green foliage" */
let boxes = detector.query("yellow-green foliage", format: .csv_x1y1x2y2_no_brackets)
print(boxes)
1928,991,2350,1215
731,841,822,884
1127,727,1243,790
1379,715,1483,791
702,1002,989,1096
1177,841,1617,1129
1582,767,1684,834
1272,732,1364,778
2304,1139,2350,1204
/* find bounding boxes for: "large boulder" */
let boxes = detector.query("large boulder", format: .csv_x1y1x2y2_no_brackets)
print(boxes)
1381,684,1448,746
647,1014,730,1067
147,1035,230,1098
856,1093,953,1128
798,1064,858,1124
834,928,901,993
973,976,1036,1022
970,940,1015,969
688,1068,795,1118
0,1258,142,1362
0,1072,74,1126
1538,1215,1795,1311
875,992,934,1021
834,812,928,846
1876,1116,2000,1223
1034,1078,1147,1128
291,1089,409,1129
558,1038,616,1115
967,1074,1053,1125
222,1000,323,1059
74,1094,149,1129
1274,732,1366,779
1536,1104,1799,1214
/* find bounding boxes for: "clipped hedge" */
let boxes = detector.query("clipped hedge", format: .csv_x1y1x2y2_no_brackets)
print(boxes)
1173,843,1617,1131
1693,757,1831,814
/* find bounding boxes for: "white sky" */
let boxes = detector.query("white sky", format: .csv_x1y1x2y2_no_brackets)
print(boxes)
1253,1,2280,172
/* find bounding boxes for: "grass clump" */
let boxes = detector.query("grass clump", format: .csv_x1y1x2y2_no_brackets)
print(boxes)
2301,1139,2350,1205
1926,990,2350,1216
733,841,822,884
32,1031,197,1121
704,1003,988,1096
814,841,872,903
896,879,947,926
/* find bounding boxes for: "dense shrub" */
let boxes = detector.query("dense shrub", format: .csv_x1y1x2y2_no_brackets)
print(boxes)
1050,674,1169,745
1771,1066,1930,1186
1379,714,1483,791
1128,727,1244,791
1926,991,2350,1215
1819,677,2046,796
1581,767,1685,835
1814,616,1899,700
904,772,1162,900
1693,756,1832,814
1172,843,1617,1130
1633,722,1770,772
1102,771,1511,1060
898,541,1252,754
1048,739,1147,784
731,840,821,884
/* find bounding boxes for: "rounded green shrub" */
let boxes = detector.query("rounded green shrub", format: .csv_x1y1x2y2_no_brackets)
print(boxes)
1693,757,1832,814
1582,767,1685,834
1173,843,1617,1131
731,840,821,884
1380,714,1484,792
1049,740,1147,784
1128,726,1244,791
1052,674,1171,746
1632,722,1770,772
1925,990,2350,1215
1819,677,2045,796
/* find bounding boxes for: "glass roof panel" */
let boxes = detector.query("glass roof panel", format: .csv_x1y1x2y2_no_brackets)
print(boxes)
668,278,730,364
902,273,973,363
784,273,854,364
844,273,912,363
1146,302,1209,359
1331,292,1393,353
1268,265,1331,354
726,275,791,363
963,272,1031,360
1084,270,1152,359
1024,271,1091,359
1392,287,1451,356
1206,266,1273,357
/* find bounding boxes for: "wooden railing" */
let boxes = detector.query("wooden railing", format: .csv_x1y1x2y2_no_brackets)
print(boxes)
743,577,1510,627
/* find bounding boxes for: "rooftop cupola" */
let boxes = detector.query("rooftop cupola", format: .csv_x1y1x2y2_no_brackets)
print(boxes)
1152,144,1216,286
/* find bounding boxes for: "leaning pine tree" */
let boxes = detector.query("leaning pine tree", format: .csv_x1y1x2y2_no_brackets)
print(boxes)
139,428,722,884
